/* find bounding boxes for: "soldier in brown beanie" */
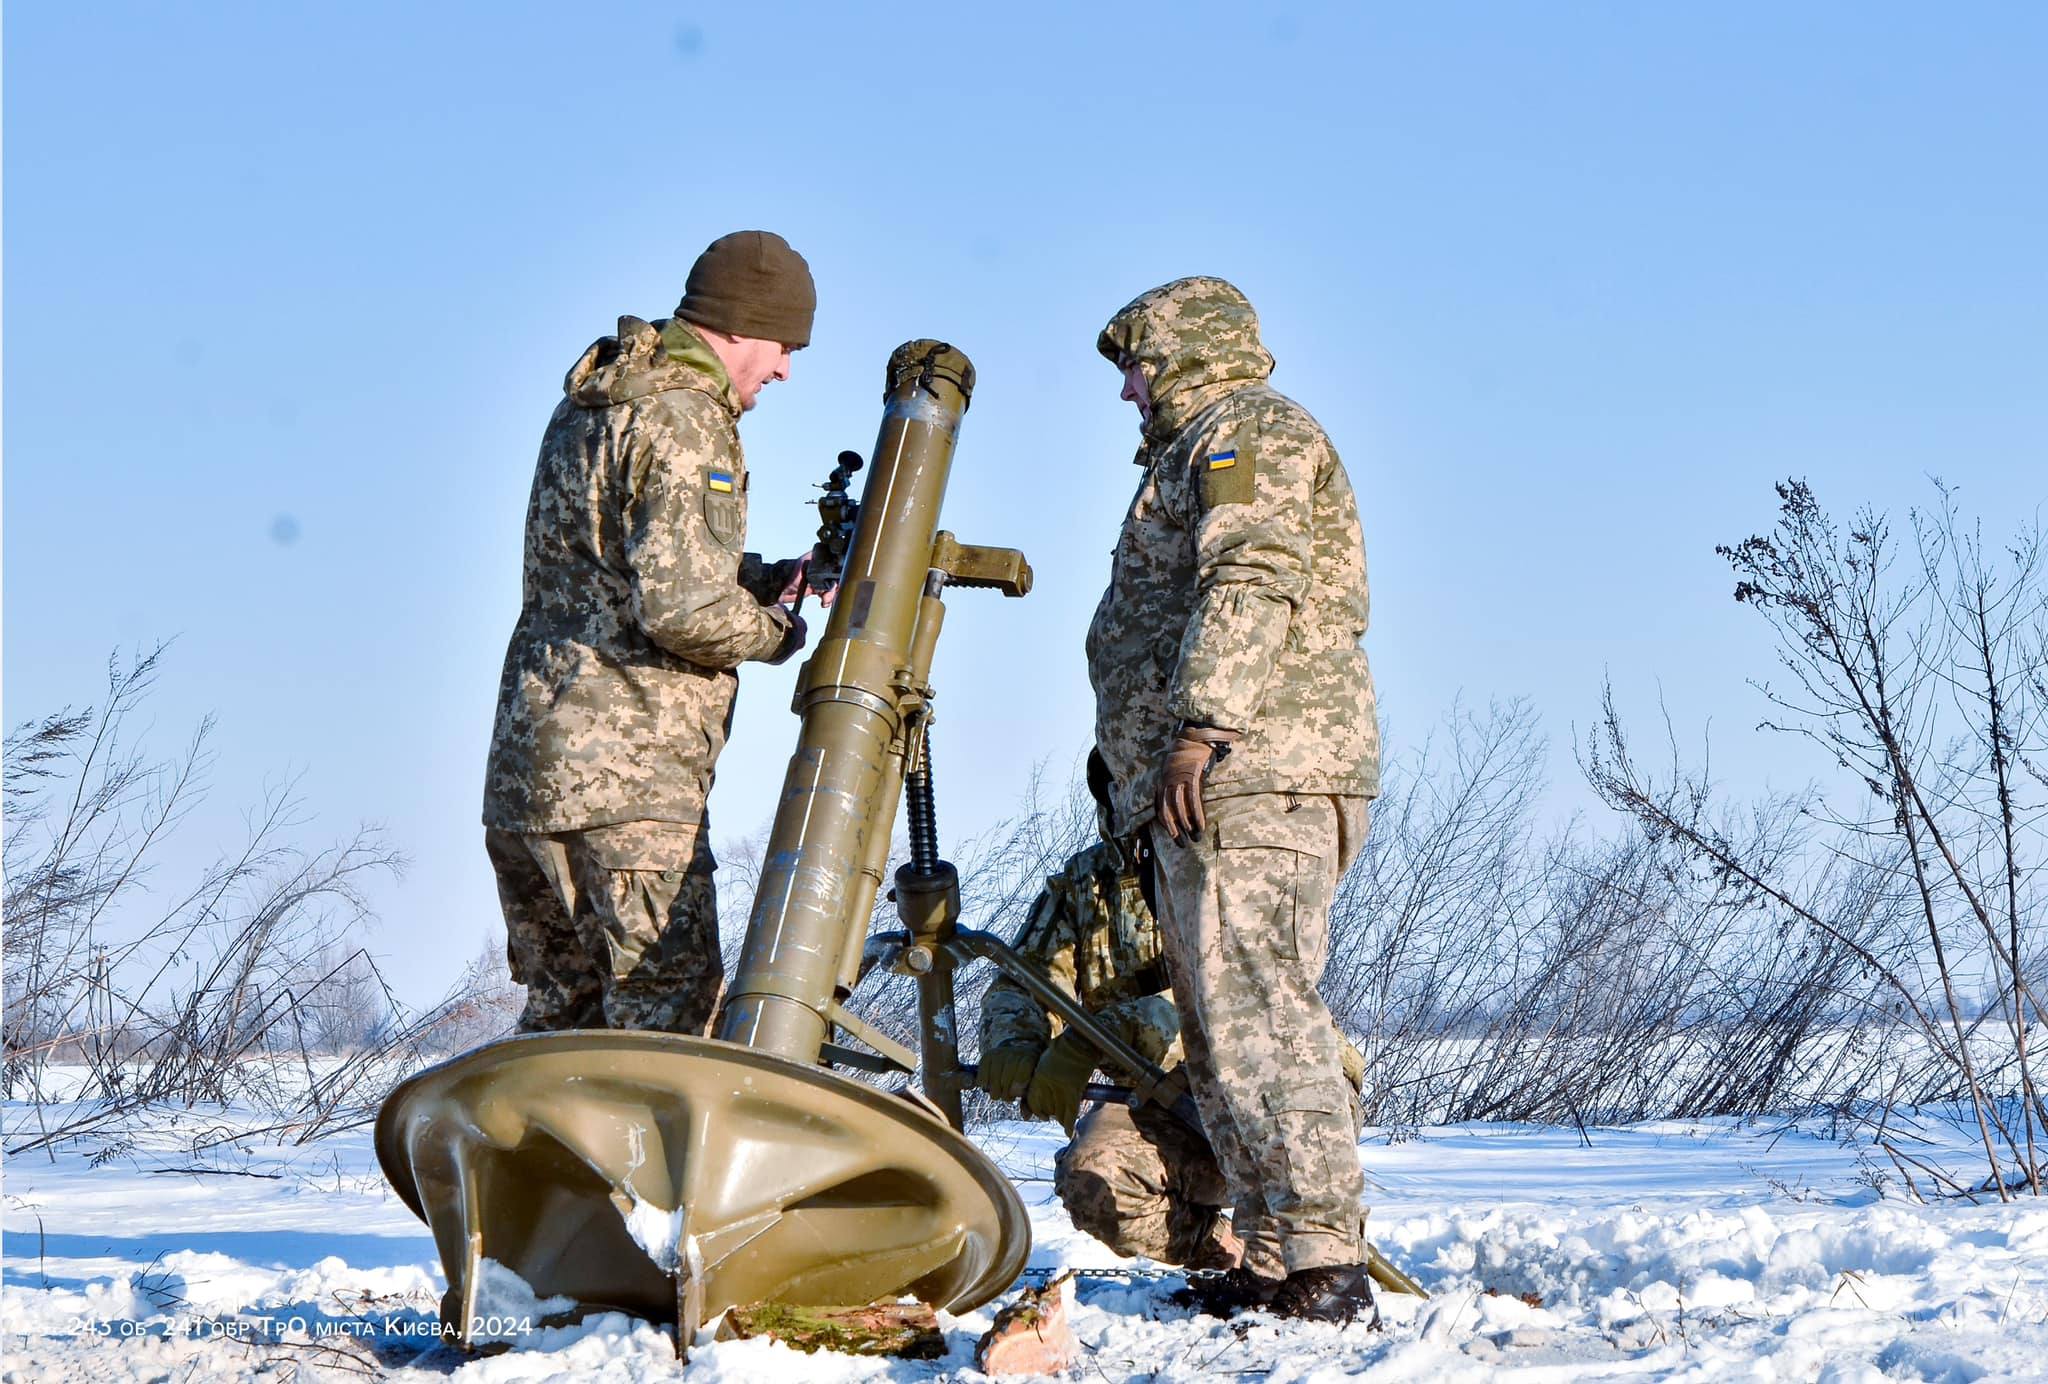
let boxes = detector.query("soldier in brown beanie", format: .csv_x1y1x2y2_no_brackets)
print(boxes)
482,230,824,1035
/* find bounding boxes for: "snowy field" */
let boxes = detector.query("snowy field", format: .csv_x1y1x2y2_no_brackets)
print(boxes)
6,1093,2048,1381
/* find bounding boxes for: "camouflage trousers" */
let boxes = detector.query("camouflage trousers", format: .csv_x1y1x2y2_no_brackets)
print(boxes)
1152,793,1370,1276
485,821,721,1034
1053,1099,1237,1269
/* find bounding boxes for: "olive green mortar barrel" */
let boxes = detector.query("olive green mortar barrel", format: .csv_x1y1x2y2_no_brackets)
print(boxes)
718,341,974,1062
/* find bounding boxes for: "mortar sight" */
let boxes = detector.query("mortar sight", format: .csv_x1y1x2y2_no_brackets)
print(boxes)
809,450,864,590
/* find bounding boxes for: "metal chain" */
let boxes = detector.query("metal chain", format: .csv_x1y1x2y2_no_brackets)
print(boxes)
1014,1266,1182,1284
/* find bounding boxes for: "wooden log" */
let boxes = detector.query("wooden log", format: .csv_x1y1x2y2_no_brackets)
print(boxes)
716,1301,945,1359
976,1273,1075,1376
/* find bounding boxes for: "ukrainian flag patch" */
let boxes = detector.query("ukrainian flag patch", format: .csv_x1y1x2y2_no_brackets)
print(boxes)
707,470,735,493
1199,443,1252,506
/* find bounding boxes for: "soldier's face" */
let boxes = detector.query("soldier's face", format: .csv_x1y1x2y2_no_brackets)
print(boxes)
710,333,797,412
1120,360,1152,424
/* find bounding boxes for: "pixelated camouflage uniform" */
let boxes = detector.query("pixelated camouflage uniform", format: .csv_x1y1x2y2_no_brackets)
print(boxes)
980,839,1233,1267
1085,277,1378,1277
981,838,1367,1269
483,315,797,1034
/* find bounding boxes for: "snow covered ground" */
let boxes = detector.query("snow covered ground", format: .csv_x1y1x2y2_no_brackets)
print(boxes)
6,1093,2048,1381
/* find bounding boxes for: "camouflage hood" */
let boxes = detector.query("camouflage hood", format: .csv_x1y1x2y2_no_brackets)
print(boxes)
563,315,739,416
1097,277,1275,443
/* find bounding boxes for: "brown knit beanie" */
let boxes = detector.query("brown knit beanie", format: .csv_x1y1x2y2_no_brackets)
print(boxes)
675,231,816,348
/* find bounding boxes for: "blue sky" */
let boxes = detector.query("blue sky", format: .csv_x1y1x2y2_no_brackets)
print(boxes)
6,3,2044,1004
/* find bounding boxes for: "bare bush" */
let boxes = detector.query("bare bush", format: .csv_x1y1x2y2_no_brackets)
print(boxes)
0,647,441,1154
417,936,524,1056
287,943,389,1054
1587,480,2047,1199
1314,697,1888,1129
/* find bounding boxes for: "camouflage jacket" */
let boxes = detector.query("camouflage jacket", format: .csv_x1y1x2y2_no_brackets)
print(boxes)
1086,277,1379,834
979,841,1184,1069
483,316,796,832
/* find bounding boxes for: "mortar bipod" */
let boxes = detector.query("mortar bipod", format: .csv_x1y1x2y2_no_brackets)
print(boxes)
865,921,1201,1134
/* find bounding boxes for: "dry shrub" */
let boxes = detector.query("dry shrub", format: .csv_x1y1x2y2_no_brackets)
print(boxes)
3,648,514,1154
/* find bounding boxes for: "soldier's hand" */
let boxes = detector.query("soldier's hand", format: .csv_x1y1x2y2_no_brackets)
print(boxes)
1154,727,1240,846
977,1042,1043,1102
765,607,808,666
1025,1032,1097,1135
779,552,839,608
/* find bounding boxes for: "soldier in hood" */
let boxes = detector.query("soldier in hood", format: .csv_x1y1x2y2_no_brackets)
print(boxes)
1086,278,1380,1324
482,231,821,1036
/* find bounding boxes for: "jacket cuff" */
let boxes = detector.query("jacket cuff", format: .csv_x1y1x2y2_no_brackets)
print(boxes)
752,604,799,665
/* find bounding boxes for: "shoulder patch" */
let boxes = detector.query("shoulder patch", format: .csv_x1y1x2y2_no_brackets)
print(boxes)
703,466,743,547
1198,439,1254,508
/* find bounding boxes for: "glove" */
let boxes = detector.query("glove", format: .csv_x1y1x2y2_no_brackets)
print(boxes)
1025,1031,1098,1135
977,1043,1043,1103
1339,1038,1366,1092
1154,726,1240,846
763,607,808,666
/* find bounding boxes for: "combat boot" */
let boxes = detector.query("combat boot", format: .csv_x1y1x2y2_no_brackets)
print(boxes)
1266,1263,1381,1327
1178,1210,1244,1273
1168,1267,1281,1317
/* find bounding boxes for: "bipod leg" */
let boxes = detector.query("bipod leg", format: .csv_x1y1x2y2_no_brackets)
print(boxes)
951,927,1189,1122
895,858,966,1131
915,940,965,1130
1366,1243,1427,1298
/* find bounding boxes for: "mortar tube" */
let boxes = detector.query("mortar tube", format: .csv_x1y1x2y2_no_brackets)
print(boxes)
833,577,947,997
719,342,973,1064
811,415,963,1019
833,741,907,997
